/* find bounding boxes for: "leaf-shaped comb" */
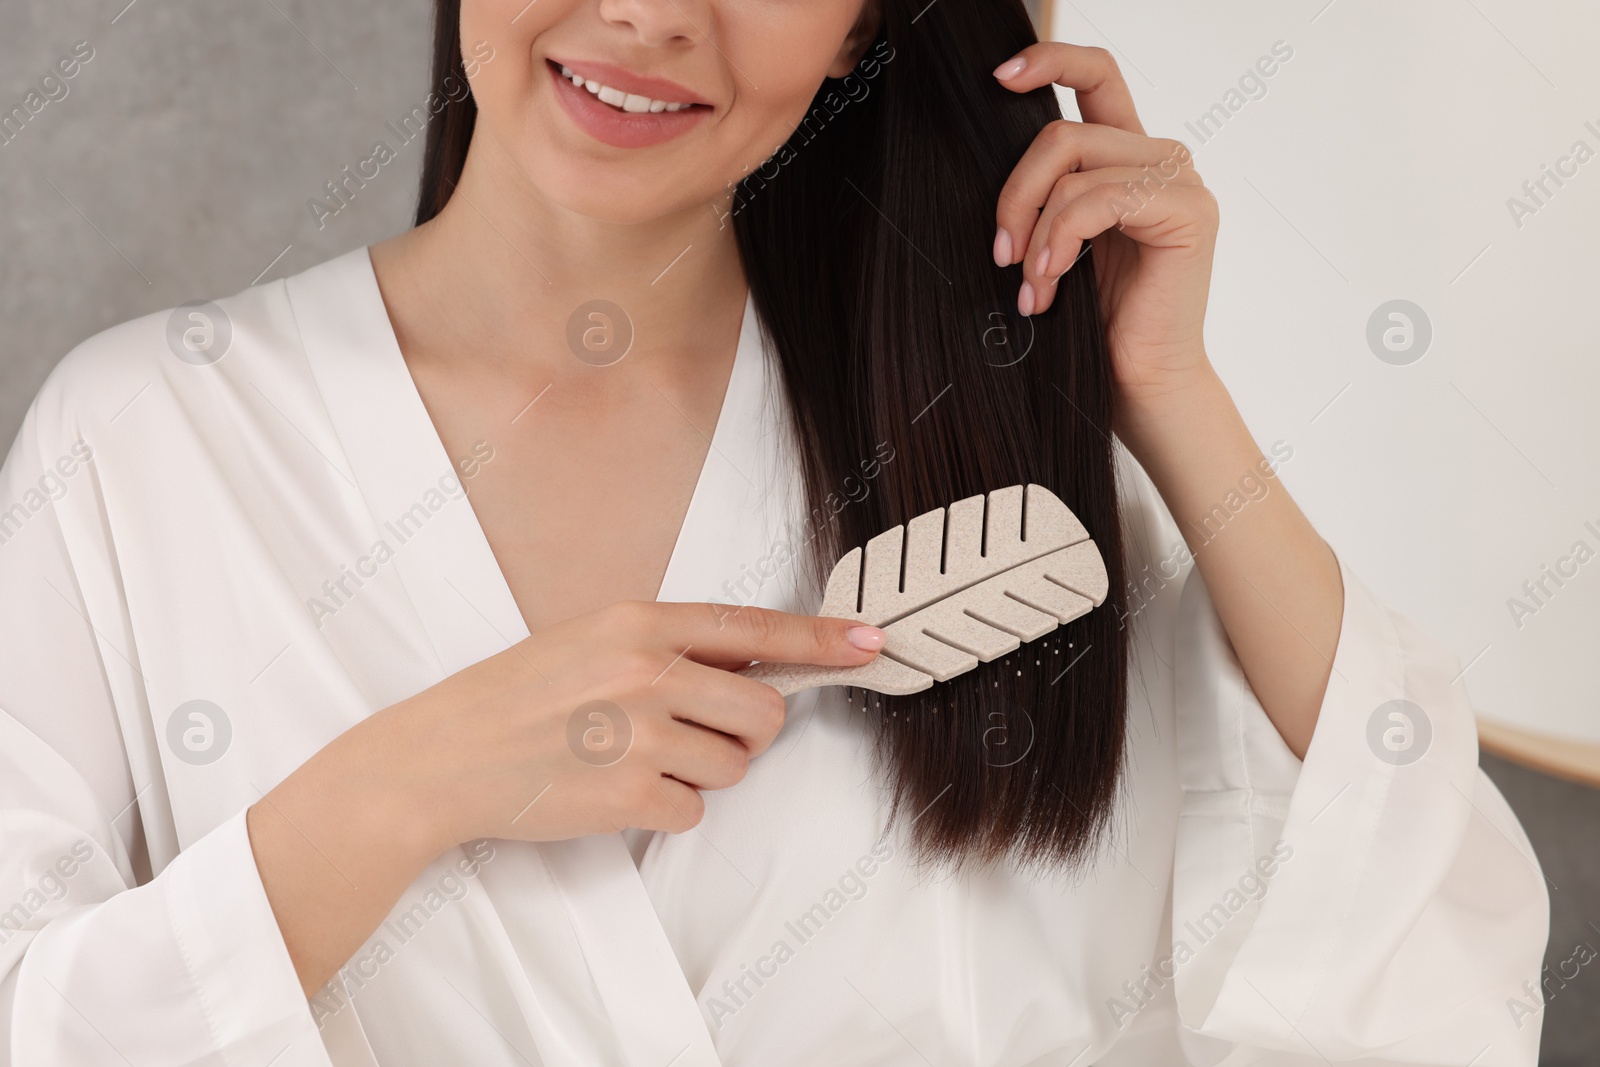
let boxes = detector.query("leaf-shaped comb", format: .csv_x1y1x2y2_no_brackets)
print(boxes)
740,484,1108,696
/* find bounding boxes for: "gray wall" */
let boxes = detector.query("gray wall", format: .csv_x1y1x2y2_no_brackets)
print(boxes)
2,0,435,439
1483,754,1600,1065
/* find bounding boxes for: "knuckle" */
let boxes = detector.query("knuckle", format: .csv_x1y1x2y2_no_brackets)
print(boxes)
706,601,738,631
745,684,790,742
599,600,650,636
808,615,839,656
740,606,781,648
708,742,750,789
758,686,788,735
672,789,706,831
1046,208,1078,243
1048,171,1084,203
611,648,660,688
1043,119,1078,150
996,184,1033,218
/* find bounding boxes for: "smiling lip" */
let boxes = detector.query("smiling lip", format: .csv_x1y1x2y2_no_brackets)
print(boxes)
549,56,711,107
546,57,713,150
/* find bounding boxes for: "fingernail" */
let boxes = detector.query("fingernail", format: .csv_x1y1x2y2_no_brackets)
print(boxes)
993,56,1026,80
1018,281,1035,316
993,227,1012,268
846,626,886,652
1036,247,1051,276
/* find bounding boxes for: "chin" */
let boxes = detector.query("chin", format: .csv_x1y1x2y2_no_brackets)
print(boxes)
519,149,734,227
541,176,706,226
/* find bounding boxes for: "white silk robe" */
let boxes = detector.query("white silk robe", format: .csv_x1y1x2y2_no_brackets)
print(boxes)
0,246,1549,1065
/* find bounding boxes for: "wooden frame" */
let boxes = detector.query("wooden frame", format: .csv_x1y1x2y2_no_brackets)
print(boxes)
1479,719,1600,789
1025,0,1057,37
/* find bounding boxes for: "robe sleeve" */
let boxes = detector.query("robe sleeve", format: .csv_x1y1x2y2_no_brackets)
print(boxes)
0,399,330,1065
1169,552,1550,1066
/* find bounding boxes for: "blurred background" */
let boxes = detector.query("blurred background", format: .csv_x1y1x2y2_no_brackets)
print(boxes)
2,0,1595,1060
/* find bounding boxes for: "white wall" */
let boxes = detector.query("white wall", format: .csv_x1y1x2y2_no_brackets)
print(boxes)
1049,0,1599,742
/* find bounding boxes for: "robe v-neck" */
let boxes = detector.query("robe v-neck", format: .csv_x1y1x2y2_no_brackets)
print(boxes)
285,245,801,1067
293,246,779,678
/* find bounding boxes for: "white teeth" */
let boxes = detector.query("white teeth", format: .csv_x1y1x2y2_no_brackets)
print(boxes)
557,63,694,114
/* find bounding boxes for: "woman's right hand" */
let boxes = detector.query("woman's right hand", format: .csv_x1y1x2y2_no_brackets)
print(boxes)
247,600,885,996
379,600,888,851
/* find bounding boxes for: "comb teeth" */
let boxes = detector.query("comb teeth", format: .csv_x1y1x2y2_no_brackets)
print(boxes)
880,541,1104,682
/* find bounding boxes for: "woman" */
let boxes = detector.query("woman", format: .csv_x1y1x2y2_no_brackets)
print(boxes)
0,0,1547,1063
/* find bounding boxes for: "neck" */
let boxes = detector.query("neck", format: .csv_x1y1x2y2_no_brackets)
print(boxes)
373,128,748,384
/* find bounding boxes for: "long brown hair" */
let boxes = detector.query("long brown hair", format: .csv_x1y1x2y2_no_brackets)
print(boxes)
416,0,1128,871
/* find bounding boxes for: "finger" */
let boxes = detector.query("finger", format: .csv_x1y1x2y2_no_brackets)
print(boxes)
653,660,788,757
997,123,1193,270
1018,163,1199,309
644,602,886,670
640,776,706,834
655,717,752,791
1024,181,1218,316
992,41,1143,134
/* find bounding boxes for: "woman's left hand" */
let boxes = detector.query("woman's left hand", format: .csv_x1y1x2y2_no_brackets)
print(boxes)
991,42,1219,411
990,45,1344,761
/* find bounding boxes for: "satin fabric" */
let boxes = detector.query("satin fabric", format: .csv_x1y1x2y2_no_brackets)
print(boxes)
0,246,1548,1065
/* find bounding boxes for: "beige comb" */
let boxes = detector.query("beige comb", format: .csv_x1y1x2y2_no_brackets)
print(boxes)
739,484,1109,696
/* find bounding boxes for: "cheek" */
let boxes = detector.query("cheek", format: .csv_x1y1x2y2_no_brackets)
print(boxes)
459,0,567,108
715,45,848,177
706,0,869,158
464,0,567,40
